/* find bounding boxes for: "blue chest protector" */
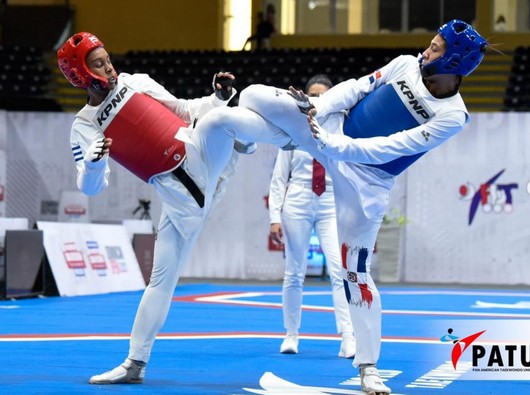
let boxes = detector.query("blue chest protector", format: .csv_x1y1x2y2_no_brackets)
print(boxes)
343,76,434,175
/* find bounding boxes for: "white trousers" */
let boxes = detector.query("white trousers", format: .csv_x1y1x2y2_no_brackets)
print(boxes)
127,97,323,363
126,87,392,365
127,113,243,363
237,84,395,367
281,184,353,335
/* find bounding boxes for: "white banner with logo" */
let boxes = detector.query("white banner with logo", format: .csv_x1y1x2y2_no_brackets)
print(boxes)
37,221,145,296
431,319,530,381
4,111,530,284
404,112,530,285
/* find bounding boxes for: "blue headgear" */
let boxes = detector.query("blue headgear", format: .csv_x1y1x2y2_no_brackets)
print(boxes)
420,19,488,77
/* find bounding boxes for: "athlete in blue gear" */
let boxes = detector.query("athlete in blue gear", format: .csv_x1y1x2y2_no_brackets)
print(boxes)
81,18,486,393
234,19,488,395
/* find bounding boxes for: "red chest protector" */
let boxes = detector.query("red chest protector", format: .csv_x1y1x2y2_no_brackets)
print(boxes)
92,83,188,183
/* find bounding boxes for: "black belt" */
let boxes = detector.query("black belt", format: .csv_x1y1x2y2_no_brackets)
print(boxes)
172,166,205,208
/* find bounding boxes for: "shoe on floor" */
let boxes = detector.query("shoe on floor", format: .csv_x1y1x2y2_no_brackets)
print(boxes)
338,334,356,358
360,365,391,395
89,358,146,384
280,333,299,354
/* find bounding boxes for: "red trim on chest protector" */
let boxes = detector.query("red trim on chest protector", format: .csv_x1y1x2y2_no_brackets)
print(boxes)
104,93,188,182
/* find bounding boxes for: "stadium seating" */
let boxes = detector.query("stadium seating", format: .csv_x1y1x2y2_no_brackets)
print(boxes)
112,47,523,113
503,46,530,111
0,44,61,111
112,47,423,101
1,44,527,113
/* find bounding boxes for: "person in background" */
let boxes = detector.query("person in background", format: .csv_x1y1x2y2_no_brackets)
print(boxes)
269,74,355,358
236,19,488,395
242,3,277,50
56,31,259,385
89,17,487,393
494,14,506,32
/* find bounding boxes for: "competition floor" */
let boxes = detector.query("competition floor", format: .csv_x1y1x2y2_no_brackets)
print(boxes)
1,280,529,395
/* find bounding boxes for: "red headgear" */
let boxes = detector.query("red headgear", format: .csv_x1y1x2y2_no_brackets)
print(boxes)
57,32,111,89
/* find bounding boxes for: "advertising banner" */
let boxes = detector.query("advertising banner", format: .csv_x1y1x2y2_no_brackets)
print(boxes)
58,190,90,223
37,221,145,296
404,112,530,285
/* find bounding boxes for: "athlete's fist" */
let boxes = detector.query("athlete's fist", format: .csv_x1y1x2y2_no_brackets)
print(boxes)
212,71,235,100
85,137,112,163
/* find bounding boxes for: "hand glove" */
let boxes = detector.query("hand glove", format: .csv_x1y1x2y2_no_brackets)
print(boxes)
212,72,234,101
288,86,315,115
84,138,108,163
308,116,329,149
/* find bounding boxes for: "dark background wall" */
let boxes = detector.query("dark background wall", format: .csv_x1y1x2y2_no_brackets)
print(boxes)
0,0,224,53
1,0,529,53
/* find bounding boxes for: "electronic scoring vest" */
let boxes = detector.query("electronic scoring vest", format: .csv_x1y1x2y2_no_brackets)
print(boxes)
85,81,188,183
343,74,435,175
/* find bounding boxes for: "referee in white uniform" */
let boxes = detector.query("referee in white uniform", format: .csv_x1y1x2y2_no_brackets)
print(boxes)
269,75,355,358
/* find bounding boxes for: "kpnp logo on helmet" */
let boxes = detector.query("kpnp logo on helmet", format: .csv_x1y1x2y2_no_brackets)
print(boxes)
87,35,101,46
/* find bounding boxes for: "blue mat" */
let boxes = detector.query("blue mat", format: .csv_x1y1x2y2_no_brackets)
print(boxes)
1,283,529,394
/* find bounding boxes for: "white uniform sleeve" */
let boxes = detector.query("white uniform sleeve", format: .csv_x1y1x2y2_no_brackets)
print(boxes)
123,73,236,123
71,118,110,196
71,73,236,196
268,149,293,223
312,55,410,118
319,109,466,164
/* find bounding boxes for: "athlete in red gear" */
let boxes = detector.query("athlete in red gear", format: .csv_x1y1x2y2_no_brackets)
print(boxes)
57,32,257,385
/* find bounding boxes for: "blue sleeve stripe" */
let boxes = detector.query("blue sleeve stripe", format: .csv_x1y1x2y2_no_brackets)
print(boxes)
72,145,83,162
